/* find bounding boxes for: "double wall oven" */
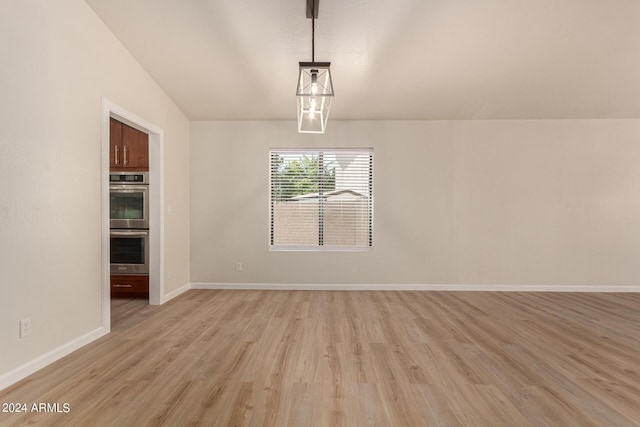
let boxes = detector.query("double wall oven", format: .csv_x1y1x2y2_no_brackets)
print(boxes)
110,172,149,276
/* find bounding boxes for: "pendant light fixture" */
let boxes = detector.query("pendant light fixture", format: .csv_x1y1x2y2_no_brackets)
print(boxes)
296,0,334,134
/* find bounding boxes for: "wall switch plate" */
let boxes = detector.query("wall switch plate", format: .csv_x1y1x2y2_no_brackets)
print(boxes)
235,262,243,272
20,318,32,338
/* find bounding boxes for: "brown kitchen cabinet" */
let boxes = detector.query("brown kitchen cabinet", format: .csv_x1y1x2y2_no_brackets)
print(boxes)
110,117,149,171
110,274,149,299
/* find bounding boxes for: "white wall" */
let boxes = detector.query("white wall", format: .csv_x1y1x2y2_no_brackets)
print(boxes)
0,0,190,380
190,120,640,288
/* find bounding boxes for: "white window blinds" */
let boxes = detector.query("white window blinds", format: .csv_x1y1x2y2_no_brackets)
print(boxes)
270,149,373,250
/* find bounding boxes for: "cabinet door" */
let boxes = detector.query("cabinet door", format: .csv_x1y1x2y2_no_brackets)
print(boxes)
111,274,149,298
122,123,149,171
109,118,123,169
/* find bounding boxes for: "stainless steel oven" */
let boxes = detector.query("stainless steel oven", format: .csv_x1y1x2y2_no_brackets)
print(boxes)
109,172,149,229
110,229,149,275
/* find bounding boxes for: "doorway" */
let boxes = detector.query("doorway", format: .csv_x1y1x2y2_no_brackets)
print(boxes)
100,98,164,331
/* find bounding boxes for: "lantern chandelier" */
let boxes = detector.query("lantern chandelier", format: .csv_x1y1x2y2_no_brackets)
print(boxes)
296,0,334,134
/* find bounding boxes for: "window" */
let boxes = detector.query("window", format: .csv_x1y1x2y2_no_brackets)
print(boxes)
270,149,373,250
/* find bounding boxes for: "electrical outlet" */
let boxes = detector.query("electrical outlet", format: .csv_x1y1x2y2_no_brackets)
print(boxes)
20,318,32,338
235,261,243,272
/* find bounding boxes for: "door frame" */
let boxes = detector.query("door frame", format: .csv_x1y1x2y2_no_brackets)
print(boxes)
100,98,165,329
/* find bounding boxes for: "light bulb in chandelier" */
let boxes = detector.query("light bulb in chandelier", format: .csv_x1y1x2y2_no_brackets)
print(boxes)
310,70,318,94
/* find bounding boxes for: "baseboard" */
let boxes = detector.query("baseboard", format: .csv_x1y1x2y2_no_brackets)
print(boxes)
0,326,108,392
190,282,640,292
160,283,191,304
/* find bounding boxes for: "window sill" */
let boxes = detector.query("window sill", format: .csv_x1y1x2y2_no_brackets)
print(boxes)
269,245,373,252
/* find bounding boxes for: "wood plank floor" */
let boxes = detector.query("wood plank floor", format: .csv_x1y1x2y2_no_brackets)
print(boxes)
1,290,639,426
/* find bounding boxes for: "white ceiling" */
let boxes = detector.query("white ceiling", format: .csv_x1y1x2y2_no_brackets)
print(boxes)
85,0,640,121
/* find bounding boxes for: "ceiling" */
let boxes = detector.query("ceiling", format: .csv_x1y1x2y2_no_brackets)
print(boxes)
85,0,640,121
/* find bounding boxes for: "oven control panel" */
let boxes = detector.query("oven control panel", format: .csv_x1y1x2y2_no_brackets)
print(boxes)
109,172,148,184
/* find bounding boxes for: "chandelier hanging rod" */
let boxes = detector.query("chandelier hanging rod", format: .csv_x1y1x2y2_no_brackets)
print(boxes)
307,0,318,62
312,5,315,62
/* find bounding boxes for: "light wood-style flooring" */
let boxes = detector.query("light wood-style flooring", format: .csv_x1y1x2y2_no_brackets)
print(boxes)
1,290,639,426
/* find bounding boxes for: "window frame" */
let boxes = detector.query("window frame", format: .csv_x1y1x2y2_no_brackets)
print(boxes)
269,148,374,252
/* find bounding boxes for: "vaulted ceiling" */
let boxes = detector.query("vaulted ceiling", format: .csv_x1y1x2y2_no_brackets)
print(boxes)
86,0,640,120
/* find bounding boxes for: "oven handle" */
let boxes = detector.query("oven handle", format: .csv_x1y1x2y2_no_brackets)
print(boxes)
110,230,149,237
109,185,149,191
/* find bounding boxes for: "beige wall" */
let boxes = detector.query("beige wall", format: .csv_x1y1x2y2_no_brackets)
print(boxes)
190,120,640,287
0,0,190,377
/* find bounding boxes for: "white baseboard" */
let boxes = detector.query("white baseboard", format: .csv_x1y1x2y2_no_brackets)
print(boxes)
190,282,640,292
0,326,109,392
160,283,191,304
